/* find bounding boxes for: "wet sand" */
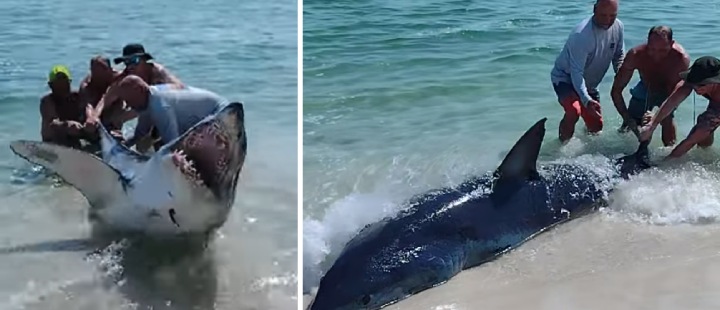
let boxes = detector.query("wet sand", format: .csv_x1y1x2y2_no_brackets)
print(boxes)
303,212,720,310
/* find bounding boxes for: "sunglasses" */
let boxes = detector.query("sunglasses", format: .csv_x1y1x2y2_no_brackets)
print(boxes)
123,55,144,66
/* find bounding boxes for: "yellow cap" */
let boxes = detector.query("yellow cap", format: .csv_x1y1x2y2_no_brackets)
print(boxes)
48,65,71,82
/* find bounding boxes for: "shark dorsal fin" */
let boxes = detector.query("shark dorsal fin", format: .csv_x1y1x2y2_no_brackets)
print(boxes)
490,118,547,204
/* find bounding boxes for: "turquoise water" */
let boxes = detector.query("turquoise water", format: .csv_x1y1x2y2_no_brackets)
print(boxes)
303,0,720,296
0,0,297,309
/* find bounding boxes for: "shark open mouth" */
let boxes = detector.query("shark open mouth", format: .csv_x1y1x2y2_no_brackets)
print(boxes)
172,149,204,186
171,121,231,189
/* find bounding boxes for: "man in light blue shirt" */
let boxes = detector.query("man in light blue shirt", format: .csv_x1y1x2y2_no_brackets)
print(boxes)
85,75,229,151
550,0,625,143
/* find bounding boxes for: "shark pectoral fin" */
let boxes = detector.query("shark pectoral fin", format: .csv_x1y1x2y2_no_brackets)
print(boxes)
10,140,127,206
98,123,116,159
490,118,547,205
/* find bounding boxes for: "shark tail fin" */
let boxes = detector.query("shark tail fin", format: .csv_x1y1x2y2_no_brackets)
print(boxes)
617,140,655,179
10,140,126,206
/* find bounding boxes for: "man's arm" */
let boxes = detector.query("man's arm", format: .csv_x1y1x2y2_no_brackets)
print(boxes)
565,33,593,106
612,22,626,72
611,48,637,119
124,112,153,147
89,81,122,124
666,49,691,93
77,74,94,108
649,80,693,129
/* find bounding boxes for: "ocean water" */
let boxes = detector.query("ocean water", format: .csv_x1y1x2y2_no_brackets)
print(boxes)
303,0,720,308
0,0,297,309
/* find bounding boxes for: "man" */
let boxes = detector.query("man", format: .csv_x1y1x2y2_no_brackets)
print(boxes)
78,56,129,140
85,75,229,149
550,0,625,143
88,43,185,150
611,25,690,146
39,65,96,149
113,43,184,87
640,56,720,160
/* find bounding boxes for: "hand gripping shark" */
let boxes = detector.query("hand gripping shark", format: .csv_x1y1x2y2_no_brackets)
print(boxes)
9,102,247,237
308,117,653,310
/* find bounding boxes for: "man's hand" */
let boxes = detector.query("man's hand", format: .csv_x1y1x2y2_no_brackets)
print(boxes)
586,99,602,119
110,130,124,141
85,104,100,125
65,121,84,135
639,123,656,142
618,116,638,133
641,111,653,126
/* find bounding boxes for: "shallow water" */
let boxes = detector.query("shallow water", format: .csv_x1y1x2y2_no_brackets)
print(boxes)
303,0,720,308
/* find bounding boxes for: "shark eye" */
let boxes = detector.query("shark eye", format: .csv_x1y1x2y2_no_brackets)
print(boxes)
360,294,371,306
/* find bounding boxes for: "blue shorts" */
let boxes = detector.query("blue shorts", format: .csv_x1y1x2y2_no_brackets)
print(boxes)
627,80,673,123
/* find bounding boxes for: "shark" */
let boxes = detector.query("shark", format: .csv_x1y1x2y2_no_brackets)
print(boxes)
307,117,653,310
9,101,247,238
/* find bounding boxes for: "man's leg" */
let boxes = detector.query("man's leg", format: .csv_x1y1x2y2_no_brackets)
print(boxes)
579,91,602,134
553,82,582,142
648,92,676,147
660,116,677,147
558,97,582,142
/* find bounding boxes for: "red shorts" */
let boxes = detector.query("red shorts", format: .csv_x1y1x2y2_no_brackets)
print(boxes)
553,82,603,131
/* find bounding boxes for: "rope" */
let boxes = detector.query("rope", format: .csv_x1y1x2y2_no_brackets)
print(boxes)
693,92,697,125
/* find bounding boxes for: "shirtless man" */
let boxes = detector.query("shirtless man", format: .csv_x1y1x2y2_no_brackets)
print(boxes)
85,75,229,149
78,56,128,140
40,65,95,149
611,26,690,146
640,56,720,160
550,0,625,143
113,43,184,87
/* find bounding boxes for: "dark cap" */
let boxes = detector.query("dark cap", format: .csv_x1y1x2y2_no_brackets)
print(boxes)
679,56,720,85
113,43,154,64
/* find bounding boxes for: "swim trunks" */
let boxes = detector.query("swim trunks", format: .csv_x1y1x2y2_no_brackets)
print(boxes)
552,81,602,130
627,80,673,123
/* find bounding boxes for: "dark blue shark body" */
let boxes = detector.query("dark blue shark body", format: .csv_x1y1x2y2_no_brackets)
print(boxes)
309,118,651,310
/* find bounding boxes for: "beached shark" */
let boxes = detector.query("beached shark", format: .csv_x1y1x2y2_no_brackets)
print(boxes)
9,102,247,237
308,117,652,310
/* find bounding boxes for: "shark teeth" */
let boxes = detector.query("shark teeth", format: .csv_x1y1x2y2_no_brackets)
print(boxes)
172,149,204,186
